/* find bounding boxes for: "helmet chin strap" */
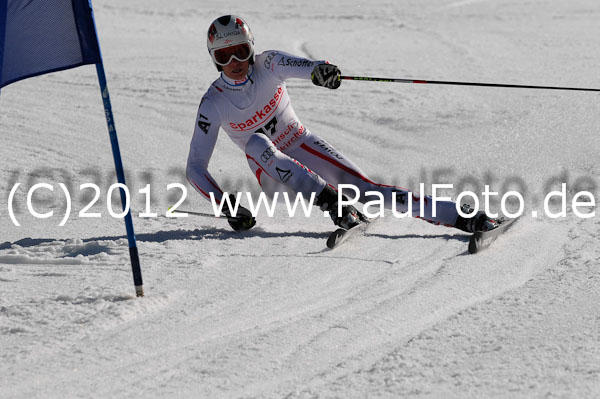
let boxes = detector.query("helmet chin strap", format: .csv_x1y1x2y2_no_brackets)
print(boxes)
246,63,255,83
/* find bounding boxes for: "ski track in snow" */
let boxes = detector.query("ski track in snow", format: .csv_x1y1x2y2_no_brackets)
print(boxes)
1,0,599,397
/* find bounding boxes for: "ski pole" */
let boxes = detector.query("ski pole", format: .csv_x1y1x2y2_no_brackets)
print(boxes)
167,207,241,222
340,76,600,92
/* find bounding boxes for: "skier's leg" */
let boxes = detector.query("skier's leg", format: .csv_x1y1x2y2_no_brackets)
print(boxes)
245,133,326,199
245,133,361,229
287,135,459,227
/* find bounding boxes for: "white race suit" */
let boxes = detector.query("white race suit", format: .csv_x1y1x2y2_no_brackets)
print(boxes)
186,50,460,226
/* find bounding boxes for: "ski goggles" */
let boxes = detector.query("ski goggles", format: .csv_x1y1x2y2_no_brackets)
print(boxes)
211,43,252,66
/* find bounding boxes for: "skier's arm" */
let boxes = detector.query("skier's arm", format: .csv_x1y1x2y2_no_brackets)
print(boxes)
186,96,226,204
260,50,324,80
186,96,257,231
259,50,341,89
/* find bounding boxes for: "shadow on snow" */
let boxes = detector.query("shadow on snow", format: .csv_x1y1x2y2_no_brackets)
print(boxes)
0,228,469,251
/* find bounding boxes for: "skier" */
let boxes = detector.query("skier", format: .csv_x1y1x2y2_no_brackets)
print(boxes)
186,15,496,234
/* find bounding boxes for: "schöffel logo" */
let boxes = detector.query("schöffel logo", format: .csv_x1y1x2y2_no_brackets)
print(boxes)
277,57,313,68
229,87,284,131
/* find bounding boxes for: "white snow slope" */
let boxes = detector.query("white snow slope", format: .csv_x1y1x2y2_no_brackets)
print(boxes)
1,0,599,398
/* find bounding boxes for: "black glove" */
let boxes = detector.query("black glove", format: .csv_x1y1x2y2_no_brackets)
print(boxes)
222,194,256,231
311,63,341,89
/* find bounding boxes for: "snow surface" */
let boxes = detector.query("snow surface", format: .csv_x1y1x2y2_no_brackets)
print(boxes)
1,0,599,397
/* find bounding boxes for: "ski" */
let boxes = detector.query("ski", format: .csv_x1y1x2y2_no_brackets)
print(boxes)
468,217,519,254
326,220,372,249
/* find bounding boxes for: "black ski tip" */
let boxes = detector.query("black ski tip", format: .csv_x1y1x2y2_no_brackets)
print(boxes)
326,228,346,249
326,218,376,250
467,216,520,254
468,234,482,254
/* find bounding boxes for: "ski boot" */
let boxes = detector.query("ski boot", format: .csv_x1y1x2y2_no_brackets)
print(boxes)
455,204,500,233
316,185,363,229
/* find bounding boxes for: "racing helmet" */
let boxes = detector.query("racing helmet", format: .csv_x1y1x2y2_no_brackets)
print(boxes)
207,15,255,71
